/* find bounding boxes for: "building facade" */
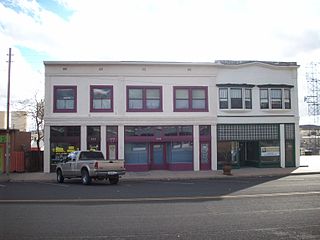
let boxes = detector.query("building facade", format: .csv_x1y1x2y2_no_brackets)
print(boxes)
0,111,27,131
44,61,300,173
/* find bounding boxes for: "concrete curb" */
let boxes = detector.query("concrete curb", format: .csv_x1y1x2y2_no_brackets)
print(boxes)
1,170,319,183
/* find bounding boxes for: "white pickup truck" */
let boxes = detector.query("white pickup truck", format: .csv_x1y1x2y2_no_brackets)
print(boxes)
56,150,125,185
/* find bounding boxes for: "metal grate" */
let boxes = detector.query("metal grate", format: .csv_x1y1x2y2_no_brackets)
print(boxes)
217,124,279,141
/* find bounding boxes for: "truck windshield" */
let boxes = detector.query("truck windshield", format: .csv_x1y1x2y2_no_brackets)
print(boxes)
79,151,105,161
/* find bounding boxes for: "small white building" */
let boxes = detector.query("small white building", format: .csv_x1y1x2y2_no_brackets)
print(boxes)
44,61,300,173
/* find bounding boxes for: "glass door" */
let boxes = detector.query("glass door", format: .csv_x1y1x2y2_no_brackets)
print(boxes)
107,143,117,160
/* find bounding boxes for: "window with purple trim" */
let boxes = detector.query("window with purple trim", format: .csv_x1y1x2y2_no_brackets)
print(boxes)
127,86,162,112
174,87,208,111
54,86,77,112
90,86,113,112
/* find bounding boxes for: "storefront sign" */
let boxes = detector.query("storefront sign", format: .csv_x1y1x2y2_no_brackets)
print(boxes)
261,146,280,157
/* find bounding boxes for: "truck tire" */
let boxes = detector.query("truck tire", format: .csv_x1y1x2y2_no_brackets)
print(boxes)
56,169,64,183
109,176,119,185
81,169,91,185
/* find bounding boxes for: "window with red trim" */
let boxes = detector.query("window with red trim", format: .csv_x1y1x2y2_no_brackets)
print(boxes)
127,86,162,112
174,87,208,112
54,86,77,113
90,86,113,112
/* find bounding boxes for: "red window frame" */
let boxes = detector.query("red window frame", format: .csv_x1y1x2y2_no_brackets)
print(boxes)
173,86,208,112
90,85,113,112
53,86,77,113
126,86,163,112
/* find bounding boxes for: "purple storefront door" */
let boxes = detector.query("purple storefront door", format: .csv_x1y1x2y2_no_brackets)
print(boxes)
151,143,167,170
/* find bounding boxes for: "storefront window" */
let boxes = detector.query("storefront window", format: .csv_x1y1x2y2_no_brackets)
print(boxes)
125,126,154,137
167,141,193,163
200,125,211,136
50,126,81,171
87,126,100,150
164,126,178,136
124,143,148,164
179,126,193,136
260,141,280,166
107,126,118,138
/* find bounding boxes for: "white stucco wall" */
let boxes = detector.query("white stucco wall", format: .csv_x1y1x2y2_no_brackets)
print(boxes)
43,61,300,173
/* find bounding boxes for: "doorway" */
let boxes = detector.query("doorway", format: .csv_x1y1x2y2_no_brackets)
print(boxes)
150,143,167,170
200,142,211,170
239,141,260,167
107,143,117,160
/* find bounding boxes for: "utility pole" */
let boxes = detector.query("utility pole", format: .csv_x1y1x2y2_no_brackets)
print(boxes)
6,48,12,177
305,62,320,154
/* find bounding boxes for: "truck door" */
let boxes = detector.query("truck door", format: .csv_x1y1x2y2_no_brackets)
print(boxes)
63,152,77,177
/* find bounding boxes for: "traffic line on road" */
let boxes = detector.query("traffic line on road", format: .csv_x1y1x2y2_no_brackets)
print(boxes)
0,191,320,204
36,182,70,188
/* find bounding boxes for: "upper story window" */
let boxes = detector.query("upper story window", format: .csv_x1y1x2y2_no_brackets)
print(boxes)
217,84,253,110
54,86,77,112
219,88,228,109
174,87,208,112
230,88,243,109
259,85,292,110
260,89,269,109
90,85,113,112
127,86,162,112
284,89,291,109
271,89,282,109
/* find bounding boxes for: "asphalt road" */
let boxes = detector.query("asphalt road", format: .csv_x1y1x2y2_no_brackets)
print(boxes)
1,174,320,240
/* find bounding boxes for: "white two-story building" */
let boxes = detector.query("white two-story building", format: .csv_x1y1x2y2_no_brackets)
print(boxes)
44,60,300,173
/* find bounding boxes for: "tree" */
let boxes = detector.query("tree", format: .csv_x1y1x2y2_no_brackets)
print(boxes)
15,95,44,152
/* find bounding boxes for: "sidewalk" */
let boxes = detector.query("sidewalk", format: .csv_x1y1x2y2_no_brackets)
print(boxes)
1,156,319,183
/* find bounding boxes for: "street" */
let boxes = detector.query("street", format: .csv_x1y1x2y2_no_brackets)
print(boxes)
1,174,320,239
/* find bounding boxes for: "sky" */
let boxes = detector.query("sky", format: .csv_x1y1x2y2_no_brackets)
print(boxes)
0,0,320,127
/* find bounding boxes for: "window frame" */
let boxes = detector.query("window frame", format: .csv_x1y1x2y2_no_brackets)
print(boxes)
173,86,208,112
245,88,252,109
218,87,252,110
260,88,269,109
126,86,163,112
90,85,113,112
270,88,283,109
284,89,291,109
230,88,243,109
53,85,77,113
259,88,291,110
219,88,228,109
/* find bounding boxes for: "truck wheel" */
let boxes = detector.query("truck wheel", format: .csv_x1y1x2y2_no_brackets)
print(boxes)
81,169,91,185
109,176,119,185
56,169,64,183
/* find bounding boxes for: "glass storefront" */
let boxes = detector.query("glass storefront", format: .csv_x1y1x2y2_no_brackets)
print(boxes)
217,124,282,168
87,126,101,151
124,125,193,171
50,126,81,172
